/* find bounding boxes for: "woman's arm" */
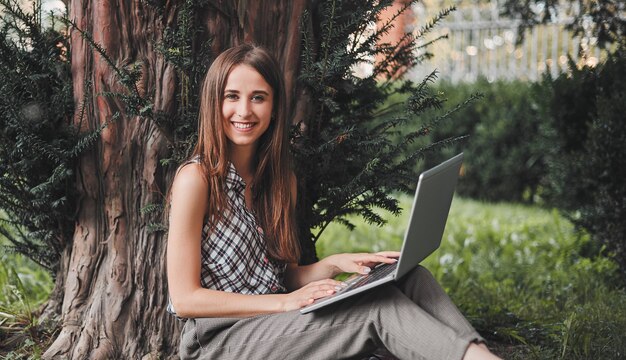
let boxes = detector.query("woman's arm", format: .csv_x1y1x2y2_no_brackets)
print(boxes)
284,173,399,291
284,252,400,291
167,164,342,318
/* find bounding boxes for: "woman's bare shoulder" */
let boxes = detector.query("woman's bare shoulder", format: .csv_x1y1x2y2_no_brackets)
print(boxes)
171,162,208,198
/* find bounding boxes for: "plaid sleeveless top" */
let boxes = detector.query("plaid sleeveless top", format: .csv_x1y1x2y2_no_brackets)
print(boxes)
167,159,287,316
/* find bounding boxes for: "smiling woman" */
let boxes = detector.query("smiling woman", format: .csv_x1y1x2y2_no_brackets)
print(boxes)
165,44,500,360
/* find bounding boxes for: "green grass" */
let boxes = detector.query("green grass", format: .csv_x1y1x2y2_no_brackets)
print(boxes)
0,240,54,359
317,196,626,359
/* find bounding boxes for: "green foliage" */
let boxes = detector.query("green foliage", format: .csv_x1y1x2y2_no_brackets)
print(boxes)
295,0,470,260
423,79,548,203
0,237,54,358
501,0,626,50
0,0,82,272
318,196,626,359
541,47,626,274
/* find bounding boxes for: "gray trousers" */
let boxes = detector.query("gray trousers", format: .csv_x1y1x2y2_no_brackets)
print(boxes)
179,266,484,360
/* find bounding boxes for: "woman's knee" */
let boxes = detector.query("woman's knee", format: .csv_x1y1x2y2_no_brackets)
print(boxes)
396,265,444,301
367,285,414,315
404,265,436,284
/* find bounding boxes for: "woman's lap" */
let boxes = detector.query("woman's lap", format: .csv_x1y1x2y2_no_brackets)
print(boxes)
179,266,482,360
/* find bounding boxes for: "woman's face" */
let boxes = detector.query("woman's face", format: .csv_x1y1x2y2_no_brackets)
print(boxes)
222,64,274,151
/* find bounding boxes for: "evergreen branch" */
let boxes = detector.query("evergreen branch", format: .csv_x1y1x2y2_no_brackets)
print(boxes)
374,33,420,79
14,132,66,165
414,5,455,39
319,164,389,226
374,0,413,42
404,69,444,115
299,10,314,74
67,112,116,158
417,33,449,50
30,164,71,195
347,0,381,54
140,203,164,215
0,217,24,228
371,101,406,118
332,217,356,231
147,222,167,233
312,219,333,243
397,136,469,171
319,0,337,65
0,185,27,212
417,69,439,90
0,224,20,248
351,0,404,57
61,17,154,123
74,78,93,132
424,92,483,129
61,17,136,94
369,114,410,136
0,0,41,39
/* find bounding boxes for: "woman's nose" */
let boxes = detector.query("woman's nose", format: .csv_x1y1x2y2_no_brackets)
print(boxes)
236,101,251,118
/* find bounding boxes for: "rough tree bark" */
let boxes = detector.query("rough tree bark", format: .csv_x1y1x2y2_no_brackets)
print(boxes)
43,1,315,358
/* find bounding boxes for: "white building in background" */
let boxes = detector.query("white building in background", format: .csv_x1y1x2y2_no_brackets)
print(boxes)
372,0,606,84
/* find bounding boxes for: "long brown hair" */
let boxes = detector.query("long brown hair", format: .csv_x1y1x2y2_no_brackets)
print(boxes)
191,44,299,263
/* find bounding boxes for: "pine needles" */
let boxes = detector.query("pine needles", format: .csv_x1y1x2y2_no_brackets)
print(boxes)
0,0,77,272
296,0,475,251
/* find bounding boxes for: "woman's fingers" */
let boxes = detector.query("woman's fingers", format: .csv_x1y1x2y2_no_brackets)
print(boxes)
356,254,398,269
299,280,343,305
310,278,343,287
285,279,345,311
374,251,401,258
352,252,399,262
337,252,400,274
306,280,342,296
368,254,399,263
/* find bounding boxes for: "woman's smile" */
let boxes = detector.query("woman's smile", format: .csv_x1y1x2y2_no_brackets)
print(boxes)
230,121,257,131
222,64,273,149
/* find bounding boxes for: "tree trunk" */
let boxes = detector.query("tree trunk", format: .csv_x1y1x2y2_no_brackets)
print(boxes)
44,1,315,358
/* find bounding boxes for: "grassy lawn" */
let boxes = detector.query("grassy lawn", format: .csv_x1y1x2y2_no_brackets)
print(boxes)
0,241,54,358
2,197,625,359
318,196,626,359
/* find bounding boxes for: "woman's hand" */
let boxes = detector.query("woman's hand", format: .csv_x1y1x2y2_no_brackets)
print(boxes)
325,251,400,276
281,279,344,312
283,251,401,295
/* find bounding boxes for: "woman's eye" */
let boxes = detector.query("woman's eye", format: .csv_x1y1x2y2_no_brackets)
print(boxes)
224,93,238,101
251,95,265,102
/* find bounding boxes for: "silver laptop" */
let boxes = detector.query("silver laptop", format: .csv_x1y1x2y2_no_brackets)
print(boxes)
300,153,464,314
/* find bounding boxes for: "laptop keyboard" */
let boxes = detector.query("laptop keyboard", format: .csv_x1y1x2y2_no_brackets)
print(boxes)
341,262,397,292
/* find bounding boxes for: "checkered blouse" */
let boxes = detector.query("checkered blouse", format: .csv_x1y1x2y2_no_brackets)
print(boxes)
199,162,287,294
167,160,287,316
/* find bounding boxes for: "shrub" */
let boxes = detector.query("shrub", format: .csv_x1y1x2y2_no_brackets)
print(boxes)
424,79,548,203
541,47,626,273
0,0,81,272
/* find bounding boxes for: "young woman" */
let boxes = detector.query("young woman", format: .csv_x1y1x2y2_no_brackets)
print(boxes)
167,44,500,360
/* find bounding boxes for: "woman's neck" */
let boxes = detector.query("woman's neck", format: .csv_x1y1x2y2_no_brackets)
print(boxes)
229,145,256,181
